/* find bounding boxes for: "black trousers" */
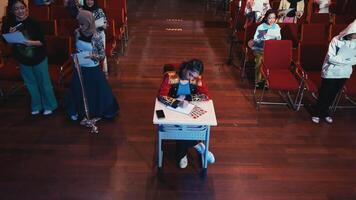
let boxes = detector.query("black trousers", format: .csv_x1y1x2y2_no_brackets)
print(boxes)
176,140,198,161
314,78,347,117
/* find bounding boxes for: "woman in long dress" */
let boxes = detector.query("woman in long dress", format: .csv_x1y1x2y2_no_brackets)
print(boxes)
66,10,119,122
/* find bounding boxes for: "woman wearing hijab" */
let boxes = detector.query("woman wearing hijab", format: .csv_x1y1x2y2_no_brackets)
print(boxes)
312,20,356,124
278,0,304,23
66,10,119,122
82,0,108,75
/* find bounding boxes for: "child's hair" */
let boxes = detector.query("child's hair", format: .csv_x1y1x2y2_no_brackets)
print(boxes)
261,9,277,24
178,59,204,78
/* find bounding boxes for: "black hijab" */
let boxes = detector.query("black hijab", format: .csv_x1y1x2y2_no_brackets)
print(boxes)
82,0,99,12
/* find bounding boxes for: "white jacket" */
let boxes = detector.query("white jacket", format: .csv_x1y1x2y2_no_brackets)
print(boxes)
321,19,356,79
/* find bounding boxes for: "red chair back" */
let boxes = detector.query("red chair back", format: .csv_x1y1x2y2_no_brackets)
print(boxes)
278,23,299,47
298,42,328,72
329,24,348,40
301,23,329,44
310,13,331,24
29,5,50,20
50,5,72,19
263,40,292,70
38,19,58,36
57,19,78,38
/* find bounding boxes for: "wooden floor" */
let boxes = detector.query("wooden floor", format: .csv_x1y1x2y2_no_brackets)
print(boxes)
1,0,356,199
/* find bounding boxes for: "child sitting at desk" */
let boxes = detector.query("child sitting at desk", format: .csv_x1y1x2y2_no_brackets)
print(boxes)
157,59,215,169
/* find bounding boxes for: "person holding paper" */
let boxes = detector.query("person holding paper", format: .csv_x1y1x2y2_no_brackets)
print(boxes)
157,59,215,169
82,0,109,75
248,9,281,88
66,10,119,122
1,0,57,116
245,0,271,24
311,20,356,124
278,0,304,23
314,0,331,13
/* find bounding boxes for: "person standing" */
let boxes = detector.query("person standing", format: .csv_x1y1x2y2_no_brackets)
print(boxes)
82,0,109,75
1,0,57,115
66,10,119,122
312,20,356,124
245,0,271,25
278,0,305,23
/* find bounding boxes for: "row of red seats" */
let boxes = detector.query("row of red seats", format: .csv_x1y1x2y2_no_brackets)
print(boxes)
229,0,356,110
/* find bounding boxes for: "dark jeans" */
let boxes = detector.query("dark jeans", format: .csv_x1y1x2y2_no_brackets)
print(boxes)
176,140,198,161
314,78,347,117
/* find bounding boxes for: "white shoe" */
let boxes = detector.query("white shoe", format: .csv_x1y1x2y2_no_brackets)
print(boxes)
179,155,188,169
70,114,78,121
43,110,53,115
194,142,215,164
325,116,333,124
311,117,320,124
31,110,40,115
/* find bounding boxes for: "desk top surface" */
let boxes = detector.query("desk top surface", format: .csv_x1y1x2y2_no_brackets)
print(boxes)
153,99,217,126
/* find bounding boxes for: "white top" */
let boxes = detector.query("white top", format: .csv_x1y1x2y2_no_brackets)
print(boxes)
153,99,218,126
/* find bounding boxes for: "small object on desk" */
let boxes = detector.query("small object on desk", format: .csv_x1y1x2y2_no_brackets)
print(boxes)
156,109,165,119
166,102,195,114
189,106,207,119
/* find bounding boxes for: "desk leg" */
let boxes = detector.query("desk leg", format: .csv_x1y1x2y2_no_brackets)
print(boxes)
158,132,163,168
203,126,210,169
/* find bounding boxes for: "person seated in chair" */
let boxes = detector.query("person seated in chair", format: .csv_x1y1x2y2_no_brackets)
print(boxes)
248,9,281,88
157,59,215,169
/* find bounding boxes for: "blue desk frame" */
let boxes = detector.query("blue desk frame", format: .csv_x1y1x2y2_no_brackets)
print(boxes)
157,124,211,169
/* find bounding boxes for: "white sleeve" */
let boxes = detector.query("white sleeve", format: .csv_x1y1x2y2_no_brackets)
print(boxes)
327,39,356,65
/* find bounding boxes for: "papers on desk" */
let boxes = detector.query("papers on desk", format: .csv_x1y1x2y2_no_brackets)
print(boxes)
167,103,195,115
338,46,356,60
75,51,93,66
2,31,27,44
95,17,105,28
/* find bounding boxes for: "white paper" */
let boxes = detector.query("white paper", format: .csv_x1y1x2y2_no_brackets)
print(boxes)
95,17,105,28
252,0,264,12
2,31,27,44
167,103,195,115
76,51,93,66
280,8,295,16
338,46,356,60
265,28,280,40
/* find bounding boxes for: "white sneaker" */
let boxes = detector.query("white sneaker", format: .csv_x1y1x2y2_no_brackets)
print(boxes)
70,114,78,121
179,155,188,168
31,110,40,115
43,110,53,115
325,116,333,124
311,117,320,124
194,142,215,164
